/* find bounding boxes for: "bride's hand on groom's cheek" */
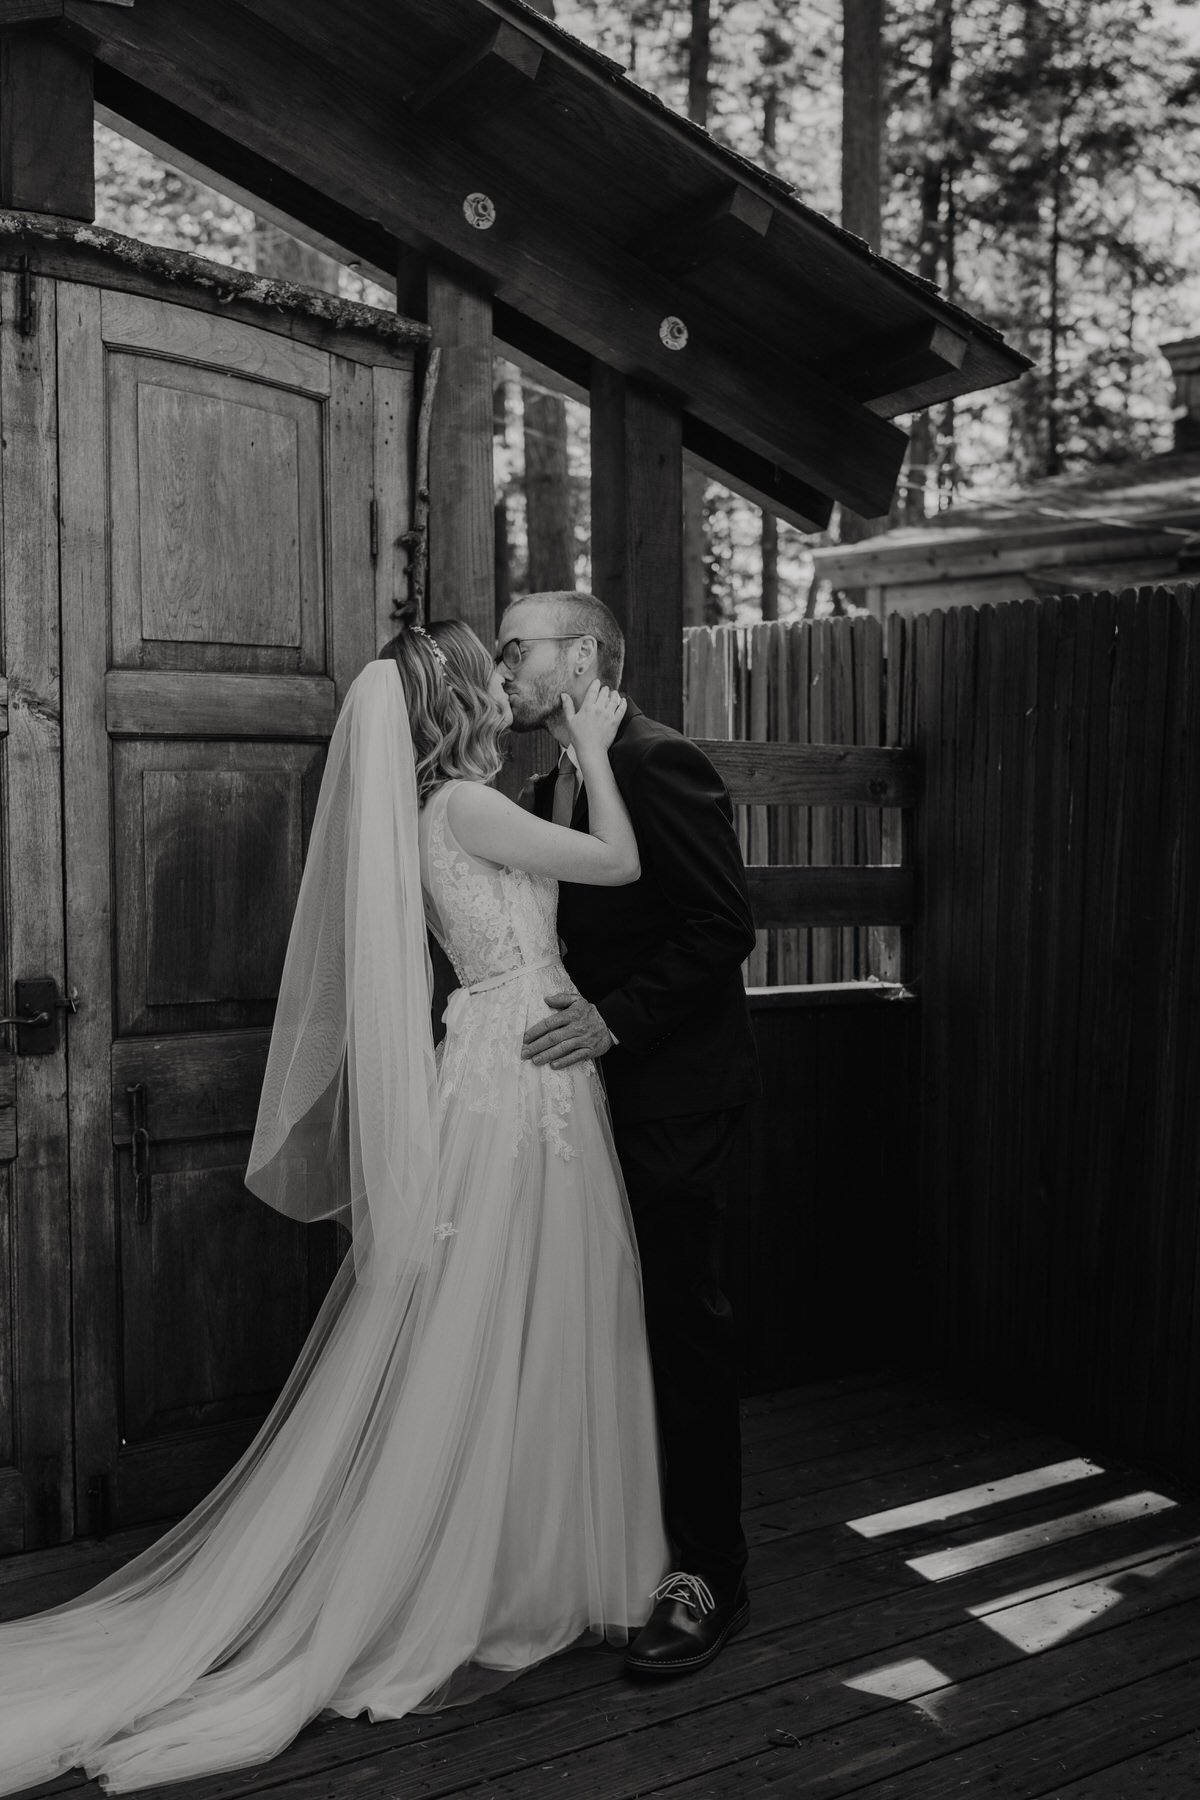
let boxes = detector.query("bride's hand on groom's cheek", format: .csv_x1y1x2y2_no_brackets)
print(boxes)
522,993,613,1068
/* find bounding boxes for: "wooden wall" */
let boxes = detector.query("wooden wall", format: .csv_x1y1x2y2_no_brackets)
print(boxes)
898,584,1200,1485
727,988,918,1395
685,617,889,985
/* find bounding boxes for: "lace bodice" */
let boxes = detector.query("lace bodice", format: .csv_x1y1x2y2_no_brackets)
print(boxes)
419,782,588,1164
420,782,559,988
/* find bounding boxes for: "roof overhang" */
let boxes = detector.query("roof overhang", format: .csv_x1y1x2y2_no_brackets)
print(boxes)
58,0,1029,526
812,513,1200,588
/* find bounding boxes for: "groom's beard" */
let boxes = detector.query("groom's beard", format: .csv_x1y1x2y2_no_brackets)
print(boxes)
508,707,559,733
504,671,567,733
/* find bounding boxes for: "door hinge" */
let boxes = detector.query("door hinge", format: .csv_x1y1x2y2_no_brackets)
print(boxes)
369,497,379,562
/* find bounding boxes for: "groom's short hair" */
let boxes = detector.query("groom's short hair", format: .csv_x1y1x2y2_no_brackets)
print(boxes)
520,590,625,687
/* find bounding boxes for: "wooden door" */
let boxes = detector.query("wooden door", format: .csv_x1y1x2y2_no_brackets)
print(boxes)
56,282,412,1532
0,271,74,1550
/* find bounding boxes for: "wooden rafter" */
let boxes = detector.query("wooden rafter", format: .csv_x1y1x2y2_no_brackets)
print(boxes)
634,183,775,281
406,19,542,118
76,0,909,517
849,319,970,417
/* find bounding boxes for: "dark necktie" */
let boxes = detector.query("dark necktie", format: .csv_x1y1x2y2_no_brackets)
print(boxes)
552,751,578,828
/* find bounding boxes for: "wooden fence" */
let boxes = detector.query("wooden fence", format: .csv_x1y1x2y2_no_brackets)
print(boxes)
693,588,1200,1484
685,618,901,985
894,583,1200,1487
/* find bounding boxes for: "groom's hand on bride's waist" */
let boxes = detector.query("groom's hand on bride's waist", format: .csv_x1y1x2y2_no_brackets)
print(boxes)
522,993,614,1068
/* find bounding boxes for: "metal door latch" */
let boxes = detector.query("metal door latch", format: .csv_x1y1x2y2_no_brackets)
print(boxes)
0,978,78,1055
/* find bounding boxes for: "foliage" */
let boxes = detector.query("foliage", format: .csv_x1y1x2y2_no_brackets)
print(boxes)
91,3,1200,621
886,0,1200,495
560,0,1200,611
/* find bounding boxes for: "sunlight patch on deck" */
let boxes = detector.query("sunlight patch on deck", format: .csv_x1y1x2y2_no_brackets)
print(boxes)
976,1576,1125,1651
842,1656,950,1701
969,1543,1198,1620
845,1458,1102,1538
905,1491,1177,1581
971,1545,1196,1652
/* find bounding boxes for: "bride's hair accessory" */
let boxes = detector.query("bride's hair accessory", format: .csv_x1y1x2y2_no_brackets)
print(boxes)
378,611,506,804
389,596,449,678
411,621,449,673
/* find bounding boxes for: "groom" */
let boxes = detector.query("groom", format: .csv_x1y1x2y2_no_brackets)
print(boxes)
500,589,760,1677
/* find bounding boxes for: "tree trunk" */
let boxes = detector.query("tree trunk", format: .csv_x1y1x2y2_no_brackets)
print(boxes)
494,372,512,618
761,513,779,620
902,0,953,522
682,468,708,626
759,15,786,613
839,0,887,563
1046,111,1064,476
513,0,575,591
687,0,712,126
841,0,884,251
682,0,713,625
522,383,575,591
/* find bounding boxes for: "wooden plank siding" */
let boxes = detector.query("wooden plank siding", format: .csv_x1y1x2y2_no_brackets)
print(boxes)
895,582,1200,1491
684,617,899,983
731,993,918,1392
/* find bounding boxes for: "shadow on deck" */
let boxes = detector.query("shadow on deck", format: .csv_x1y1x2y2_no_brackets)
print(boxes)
7,1367,1200,1799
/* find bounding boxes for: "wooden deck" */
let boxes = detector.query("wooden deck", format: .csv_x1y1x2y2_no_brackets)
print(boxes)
8,1368,1200,1799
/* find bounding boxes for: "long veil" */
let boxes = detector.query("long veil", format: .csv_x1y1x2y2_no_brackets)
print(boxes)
246,657,440,1282
0,661,455,1793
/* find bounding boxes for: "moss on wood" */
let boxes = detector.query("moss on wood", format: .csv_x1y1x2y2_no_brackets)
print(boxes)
0,210,429,345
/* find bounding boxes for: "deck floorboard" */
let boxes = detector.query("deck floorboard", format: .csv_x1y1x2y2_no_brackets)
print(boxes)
6,1371,1196,1799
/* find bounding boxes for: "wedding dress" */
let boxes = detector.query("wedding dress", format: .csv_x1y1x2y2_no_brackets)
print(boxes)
0,664,666,1794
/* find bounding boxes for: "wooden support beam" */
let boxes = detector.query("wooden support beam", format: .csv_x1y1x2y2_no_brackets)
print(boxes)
0,23,93,218
847,320,969,413
591,364,683,730
404,263,496,643
492,308,832,534
635,183,774,281
681,416,832,534
79,1,909,518
745,864,914,928
698,740,917,808
407,19,542,120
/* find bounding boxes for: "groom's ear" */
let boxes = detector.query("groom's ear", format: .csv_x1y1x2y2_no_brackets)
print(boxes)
573,633,599,676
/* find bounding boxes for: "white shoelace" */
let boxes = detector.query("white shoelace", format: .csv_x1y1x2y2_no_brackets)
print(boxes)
650,1571,715,1617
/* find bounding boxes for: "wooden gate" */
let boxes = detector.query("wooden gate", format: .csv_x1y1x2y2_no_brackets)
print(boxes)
0,258,416,1545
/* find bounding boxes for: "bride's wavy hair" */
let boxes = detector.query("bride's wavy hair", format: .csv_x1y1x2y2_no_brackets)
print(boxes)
378,599,506,804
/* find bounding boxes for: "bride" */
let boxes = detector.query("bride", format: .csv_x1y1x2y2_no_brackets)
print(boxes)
0,603,668,1793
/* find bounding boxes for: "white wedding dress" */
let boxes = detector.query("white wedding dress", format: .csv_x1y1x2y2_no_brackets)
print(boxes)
0,684,667,1793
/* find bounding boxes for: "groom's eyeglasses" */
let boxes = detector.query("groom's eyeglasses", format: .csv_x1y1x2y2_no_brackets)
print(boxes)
495,634,583,672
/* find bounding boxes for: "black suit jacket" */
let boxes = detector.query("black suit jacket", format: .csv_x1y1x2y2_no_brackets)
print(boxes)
533,701,760,1125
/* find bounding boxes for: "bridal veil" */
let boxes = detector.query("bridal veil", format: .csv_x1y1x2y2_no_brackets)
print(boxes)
246,657,441,1280
0,663,462,1790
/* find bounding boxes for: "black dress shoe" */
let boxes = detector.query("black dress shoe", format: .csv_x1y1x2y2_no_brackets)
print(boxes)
623,1571,749,1677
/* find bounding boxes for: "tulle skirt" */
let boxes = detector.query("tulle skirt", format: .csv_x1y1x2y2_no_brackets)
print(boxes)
0,968,667,1792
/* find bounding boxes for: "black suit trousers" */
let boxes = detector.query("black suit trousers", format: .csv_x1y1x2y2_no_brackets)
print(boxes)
614,1103,749,1597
